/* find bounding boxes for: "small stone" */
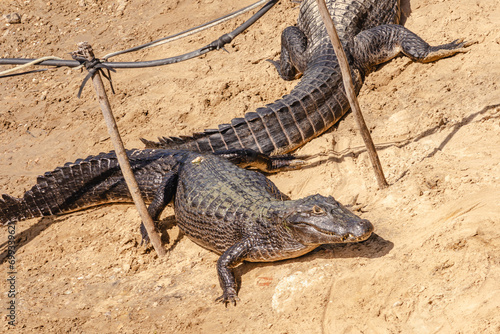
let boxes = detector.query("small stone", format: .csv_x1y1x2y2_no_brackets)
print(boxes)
4,13,21,24
191,156,203,164
116,0,129,16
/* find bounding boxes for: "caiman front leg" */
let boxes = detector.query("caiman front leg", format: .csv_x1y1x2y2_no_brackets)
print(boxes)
215,239,252,306
140,171,178,244
352,24,474,73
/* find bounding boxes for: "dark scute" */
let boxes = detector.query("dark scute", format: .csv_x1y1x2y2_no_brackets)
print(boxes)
204,128,219,134
218,123,232,132
171,137,185,144
244,112,259,122
193,132,206,139
2,194,18,203
256,107,272,117
231,118,246,127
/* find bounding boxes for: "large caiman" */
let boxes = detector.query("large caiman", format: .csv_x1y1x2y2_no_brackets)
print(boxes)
142,0,471,155
0,149,373,305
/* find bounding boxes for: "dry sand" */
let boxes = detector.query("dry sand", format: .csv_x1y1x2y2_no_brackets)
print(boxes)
1,0,499,332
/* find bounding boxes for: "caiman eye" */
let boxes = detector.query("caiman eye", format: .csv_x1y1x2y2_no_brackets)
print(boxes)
311,205,325,215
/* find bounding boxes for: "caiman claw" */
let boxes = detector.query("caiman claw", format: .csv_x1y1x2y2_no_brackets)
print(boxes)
215,288,240,306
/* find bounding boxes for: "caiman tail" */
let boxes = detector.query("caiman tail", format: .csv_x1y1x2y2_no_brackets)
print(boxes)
1,152,140,225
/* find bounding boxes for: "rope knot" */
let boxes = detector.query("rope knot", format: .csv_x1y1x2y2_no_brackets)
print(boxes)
71,52,116,98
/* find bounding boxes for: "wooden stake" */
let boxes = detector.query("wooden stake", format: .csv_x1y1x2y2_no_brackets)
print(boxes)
74,42,167,256
315,0,388,188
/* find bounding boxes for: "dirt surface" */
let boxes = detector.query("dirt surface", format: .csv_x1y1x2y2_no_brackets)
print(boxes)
1,0,499,332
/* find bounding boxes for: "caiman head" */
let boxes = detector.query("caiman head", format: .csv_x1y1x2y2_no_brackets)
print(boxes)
282,194,373,245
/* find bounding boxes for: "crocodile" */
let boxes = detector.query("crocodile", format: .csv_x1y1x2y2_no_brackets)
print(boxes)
0,149,373,305
142,0,471,155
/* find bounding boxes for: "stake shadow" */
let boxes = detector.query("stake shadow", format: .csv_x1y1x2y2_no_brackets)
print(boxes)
298,103,500,174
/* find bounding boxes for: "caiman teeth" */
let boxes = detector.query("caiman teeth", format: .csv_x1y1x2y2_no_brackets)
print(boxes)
314,227,369,241
341,234,352,241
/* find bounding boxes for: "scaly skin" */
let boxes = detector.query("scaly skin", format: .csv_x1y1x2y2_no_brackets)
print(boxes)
142,0,471,155
1,149,373,305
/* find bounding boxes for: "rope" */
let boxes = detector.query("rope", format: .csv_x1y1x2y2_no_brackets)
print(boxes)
0,56,63,76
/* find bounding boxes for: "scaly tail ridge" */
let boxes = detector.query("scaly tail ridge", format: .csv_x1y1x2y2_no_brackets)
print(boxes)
0,153,128,225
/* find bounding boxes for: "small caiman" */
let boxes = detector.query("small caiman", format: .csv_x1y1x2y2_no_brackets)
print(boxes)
1,149,373,305
142,0,471,155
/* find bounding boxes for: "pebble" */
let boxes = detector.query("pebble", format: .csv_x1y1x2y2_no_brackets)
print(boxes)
4,13,21,24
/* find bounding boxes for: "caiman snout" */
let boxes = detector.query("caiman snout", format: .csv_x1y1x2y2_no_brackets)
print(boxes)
348,219,374,241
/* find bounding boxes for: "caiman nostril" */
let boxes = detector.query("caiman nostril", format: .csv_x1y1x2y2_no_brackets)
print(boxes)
359,219,374,233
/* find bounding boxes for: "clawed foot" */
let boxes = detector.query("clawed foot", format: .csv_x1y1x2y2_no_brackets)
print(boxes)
444,38,477,55
215,288,240,306
213,149,306,173
140,222,150,246
266,58,281,74
423,38,477,62
449,38,477,49
268,154,306,172
266,58,302,80
139,221,168,246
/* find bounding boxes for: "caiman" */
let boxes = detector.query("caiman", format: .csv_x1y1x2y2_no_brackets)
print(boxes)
0,149,373,305
142,0,471,155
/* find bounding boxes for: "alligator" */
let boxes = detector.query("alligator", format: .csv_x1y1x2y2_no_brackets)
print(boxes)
0,149,373,305
142,0,471,155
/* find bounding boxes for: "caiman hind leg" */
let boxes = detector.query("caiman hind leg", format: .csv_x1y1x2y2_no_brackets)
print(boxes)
268,26,309,80
140,171,178,245
352,24,474,73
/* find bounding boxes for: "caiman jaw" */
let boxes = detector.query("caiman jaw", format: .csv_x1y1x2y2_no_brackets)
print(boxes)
297,218,374,243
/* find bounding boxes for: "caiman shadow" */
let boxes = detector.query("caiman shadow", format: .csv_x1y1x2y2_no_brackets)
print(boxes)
233,232,393,292
0,216,58,263
0,204,171,263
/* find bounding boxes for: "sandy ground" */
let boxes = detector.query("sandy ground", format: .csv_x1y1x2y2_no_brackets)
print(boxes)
1,0,499,332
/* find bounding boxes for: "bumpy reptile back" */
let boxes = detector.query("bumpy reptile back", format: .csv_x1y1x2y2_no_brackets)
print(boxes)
299,0,400,55
173,154,286,254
